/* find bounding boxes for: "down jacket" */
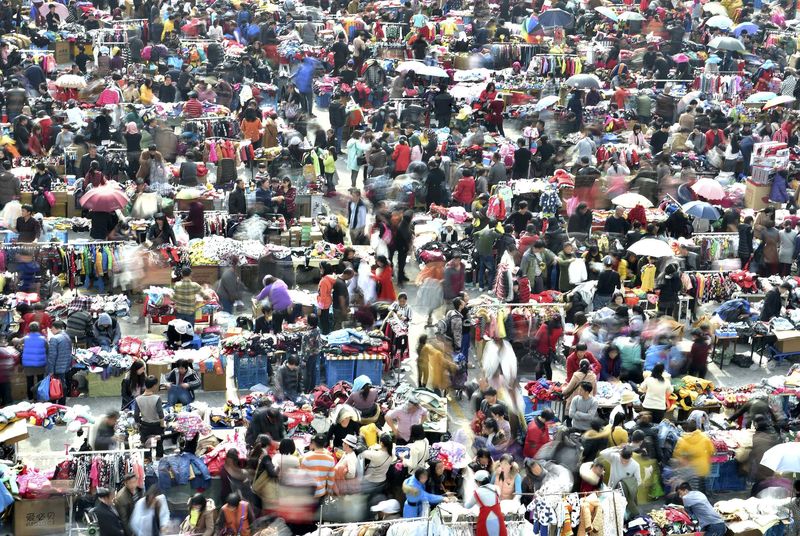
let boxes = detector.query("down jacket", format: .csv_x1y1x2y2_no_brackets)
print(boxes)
21,332,47,368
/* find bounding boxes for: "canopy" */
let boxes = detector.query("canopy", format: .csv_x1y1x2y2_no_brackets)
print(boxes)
565,74,601,89
732,21,759,36
396,61,449,78
708,36,746,52
628,238,674,258
594,6,618,21
702,2,729,15
761,443,800,473
745,91,778,104
705,15,734,29
683,200,721,220
534,95,560,111
618,12,646,21
690,178,726,200
611,193,653,208
764,95,796,110
79,185,129,212
538,9,574,29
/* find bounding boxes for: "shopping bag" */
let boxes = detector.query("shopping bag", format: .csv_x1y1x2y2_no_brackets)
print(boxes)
44,191,56,207
49,376,64,400
36,375,51,401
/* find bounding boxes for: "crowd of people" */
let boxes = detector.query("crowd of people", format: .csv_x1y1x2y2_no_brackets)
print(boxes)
5,0,800,533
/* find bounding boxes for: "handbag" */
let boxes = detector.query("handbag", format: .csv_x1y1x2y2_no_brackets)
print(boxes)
357,153,366,166
251,467,278,504
49,376,64,400
43,191,56,207
36,375,51,401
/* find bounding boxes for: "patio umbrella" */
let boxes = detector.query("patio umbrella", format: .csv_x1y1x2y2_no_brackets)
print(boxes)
708,36,746,52
611,193,653,208
672,53,691,63
706,15,734,29
703,2,729,15
534,95,560,111
761,443,800,473
691,178,726,200
683,200,721,220
38,2,68,19
594,6,618,21
745,91,777,103
538,8,574,29
565,74,602,89
79,185,129,212
764,95,796,110
732,21,759,36
54,74,87,89
628,238,674,257
618,11,646,21
524,14,539,32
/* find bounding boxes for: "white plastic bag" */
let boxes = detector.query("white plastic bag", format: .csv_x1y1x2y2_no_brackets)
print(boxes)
1,201,21,230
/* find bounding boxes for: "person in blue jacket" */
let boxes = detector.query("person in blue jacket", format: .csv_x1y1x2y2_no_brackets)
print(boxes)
402,467,448,517
21,321,47,401
292,56,320,116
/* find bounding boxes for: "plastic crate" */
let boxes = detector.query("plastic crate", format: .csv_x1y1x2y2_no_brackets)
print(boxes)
316,93,332,108
354,358,383,385
325,358,356,386
708,460,746,492
234,356,270,390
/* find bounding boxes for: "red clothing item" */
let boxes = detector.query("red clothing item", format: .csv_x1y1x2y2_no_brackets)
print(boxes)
523,418,550,458
453,176,476,205
373,266,396,301
613,87,629,109
534,324,563,355
486,99,504,126
688,340,709,367
565,351,601,379
392,144,411,173
20,311,53,335
704,129,726,150
85,170,107,188
518,233,538,252
183,98,204,118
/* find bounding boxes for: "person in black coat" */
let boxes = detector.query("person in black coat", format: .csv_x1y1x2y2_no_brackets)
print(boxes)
245,404,285,446
92,488,126,536
760,282,792,322
228,178,247,215
657,264,682,318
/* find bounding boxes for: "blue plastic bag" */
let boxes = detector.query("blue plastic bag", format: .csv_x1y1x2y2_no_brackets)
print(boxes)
36,375,51,401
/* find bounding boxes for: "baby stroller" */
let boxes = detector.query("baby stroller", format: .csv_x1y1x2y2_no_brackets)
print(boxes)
451,352,468,400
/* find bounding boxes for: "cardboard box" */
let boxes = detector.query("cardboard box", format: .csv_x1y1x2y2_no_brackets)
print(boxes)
147,363,171,382
775,330,800,353
54,41,71,64
87,373,120,397
14,496,65,536
50,202,67,218
744,181,772,210
20,192,31,205
0,419,28,445
203,373,227,391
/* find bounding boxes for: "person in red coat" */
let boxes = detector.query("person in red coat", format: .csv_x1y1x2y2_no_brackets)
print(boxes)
566,343,601,379
523,408,554,458
533,318,563,380
452,170,476,210
486,94,506,137
392,137,411,177
372,255,396,302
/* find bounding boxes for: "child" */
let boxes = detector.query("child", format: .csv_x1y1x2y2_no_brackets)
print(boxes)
687,328,710,379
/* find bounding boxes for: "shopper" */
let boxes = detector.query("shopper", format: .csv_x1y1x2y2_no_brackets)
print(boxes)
164,359,202,405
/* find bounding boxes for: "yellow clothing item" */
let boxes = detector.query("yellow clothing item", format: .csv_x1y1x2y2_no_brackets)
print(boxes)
162,19,175,40
608,425,629,447
618,259,629,281
140,85,154,105
673,430,715,477
640,264,656,292
359,423,379,446
427,346,458,391
440,20,457,35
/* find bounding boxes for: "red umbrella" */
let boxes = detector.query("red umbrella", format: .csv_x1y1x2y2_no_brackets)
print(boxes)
79,185,129,212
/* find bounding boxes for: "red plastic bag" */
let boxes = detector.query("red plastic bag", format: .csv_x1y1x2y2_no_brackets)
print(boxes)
49,376,64,400
44,191,55,207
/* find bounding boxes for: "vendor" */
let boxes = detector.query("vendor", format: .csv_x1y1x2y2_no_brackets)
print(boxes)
165,359,202,406
760,282,792,322
255,276,293,332
92,313,121,350
385,395,428,445
345,375,380,423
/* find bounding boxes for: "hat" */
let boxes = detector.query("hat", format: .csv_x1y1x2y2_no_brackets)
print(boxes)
343,434,358,448
371,499,401,514
97,313,112,327
620,390,638,405
407,394,420,406
474,470,491,483
122,472,137,482
96,487,112,498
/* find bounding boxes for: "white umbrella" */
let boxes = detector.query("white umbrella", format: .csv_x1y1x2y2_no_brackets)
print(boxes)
703,2,729,16
628,238,674,257
708,36,746,52
745,91,778,104
595,6,619,21
534,95,560,111
611,193,653,208
618,11,646,21
706,14,734,29
764,95,796,110
565,74,602,89
55,74,87,89
761,443,800,473
397,61,449,78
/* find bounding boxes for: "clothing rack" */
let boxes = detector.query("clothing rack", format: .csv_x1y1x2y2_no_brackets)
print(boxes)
185,116,231,123
0,240,134,248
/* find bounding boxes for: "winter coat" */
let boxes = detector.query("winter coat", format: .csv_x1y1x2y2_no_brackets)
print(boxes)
392,144,411,173
179,499,216,536
0,172,20,205
21,332,47,368
673,429,715,477
262,118,279,148
157,453,211,491
46,332,72,374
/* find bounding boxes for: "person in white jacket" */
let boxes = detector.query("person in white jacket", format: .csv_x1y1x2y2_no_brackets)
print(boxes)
129,487,170,536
